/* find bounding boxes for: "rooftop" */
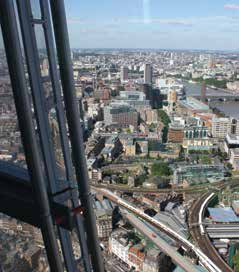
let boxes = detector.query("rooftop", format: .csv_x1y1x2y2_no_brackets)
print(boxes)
208,207,239,223
179,97,210,111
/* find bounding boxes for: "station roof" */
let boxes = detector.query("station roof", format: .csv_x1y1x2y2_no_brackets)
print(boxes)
208,207,239,223
173,266,207,272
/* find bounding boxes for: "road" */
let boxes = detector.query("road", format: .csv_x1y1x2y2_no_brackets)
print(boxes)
189,192,234,272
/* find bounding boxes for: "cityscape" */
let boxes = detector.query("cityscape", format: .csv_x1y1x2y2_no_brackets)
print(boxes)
2,1,239,272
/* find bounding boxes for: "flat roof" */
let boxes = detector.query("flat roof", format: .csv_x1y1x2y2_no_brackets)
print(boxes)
179,97,209,111
208,207,239,223
174,266,207,272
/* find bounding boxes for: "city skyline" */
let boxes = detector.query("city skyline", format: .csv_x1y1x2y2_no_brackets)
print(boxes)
64,0,239,50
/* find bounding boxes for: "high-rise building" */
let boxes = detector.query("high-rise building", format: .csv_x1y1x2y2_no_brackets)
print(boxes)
120,66,128,82
201,83,206,103
144,64,152,85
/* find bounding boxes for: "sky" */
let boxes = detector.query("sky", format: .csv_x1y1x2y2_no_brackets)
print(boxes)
1,1,239,50
64,0,239,50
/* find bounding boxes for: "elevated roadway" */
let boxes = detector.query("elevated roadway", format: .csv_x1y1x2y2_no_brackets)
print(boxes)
123,211,199,272
96,188,222,272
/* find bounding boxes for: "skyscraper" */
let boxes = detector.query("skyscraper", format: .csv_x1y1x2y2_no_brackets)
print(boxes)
144,63,152,85
201,83,206,103
120,66,128,82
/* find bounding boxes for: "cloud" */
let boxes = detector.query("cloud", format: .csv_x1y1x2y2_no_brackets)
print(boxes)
224,4,239,10
157,19,192,26
67,15,239,30
126,18,193,26
67,18,86,24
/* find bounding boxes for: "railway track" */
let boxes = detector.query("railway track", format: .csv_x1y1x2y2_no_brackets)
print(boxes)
189,192,234,272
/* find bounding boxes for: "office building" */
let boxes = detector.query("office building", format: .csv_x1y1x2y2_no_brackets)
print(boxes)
120,66,128,82
211,117,231,139
201,83,206,103
104,102,139,129
144,64,153,85
168,124,184,143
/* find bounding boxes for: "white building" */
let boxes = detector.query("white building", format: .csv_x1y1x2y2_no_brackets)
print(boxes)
156,78,184,95
109,231,130,264
212,117,231,139
229,148,239,170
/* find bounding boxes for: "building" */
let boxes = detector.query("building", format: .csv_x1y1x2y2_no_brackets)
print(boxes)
212,117,231,139
124,139,136,157
88,169,102,183
178,97,210,115
136,140,148,156
174,266,207,272
118,90,150,111
104,102,139,129
140,109,158,124
168,89,177,104
208,207,239,223
183,118,212,151
232,201,239,216
140,84,164,109
121,66,129,82
201,83,206,103
227,81,239,92
128,176,135,187
94,88,111,101
120,90,146,101
0,114,18,139
144,64,152,85
143,176,169,190
231,118,239,136
109,230,130,265
229,148,239,170
101,136,122,161
128,244,145,271
173,165,225,185
143,248,161,272
95,210,112,240
156,78,184,96
168,123,184,143
224,134,239,154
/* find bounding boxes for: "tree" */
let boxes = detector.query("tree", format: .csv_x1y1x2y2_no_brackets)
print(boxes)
162,127,168,143
179,146,185,160
136,173,147,186
233,251,239,271
158,110,170,143
151,162,172,177
158,110,171,127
